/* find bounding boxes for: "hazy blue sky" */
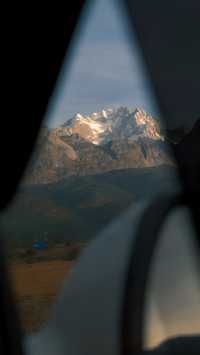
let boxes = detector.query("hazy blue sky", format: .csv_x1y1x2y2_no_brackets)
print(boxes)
46,0,159,128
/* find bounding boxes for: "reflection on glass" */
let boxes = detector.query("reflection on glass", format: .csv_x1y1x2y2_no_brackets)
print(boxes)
144,208,200,350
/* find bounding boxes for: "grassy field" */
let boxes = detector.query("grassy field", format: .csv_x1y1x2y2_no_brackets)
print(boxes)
1,166,178,247
8,243,85,334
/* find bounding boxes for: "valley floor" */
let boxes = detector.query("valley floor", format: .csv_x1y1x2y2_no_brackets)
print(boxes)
8,245,83,333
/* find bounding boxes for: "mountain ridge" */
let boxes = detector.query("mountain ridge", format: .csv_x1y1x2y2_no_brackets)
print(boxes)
23,107,173,184
61,107,164,145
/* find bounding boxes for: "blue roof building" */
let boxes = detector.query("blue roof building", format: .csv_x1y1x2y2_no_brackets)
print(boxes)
32,241,48,250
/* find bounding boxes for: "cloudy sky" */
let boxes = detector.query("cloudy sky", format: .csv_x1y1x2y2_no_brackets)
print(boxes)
46,0,160,128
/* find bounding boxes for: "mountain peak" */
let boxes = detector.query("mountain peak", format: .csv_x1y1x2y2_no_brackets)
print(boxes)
75,113,84,120
134,108,164,141
24,106,172,184
61,106,163,145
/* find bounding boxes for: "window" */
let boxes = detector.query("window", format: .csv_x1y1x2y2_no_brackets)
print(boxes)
1,0,182,340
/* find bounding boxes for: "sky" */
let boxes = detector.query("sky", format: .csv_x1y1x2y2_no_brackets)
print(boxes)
46,0,160,128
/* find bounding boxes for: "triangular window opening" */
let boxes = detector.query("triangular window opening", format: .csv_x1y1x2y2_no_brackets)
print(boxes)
2,0,185,340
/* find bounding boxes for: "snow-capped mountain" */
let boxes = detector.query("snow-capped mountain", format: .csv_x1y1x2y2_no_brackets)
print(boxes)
62,107,164,145
24,107,172,184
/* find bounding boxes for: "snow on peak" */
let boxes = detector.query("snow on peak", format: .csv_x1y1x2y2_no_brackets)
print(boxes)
75,113,84,120
134,108,164,141
61,107,163,145
102,110,107,118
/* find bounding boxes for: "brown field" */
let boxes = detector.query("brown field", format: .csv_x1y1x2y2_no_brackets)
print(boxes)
7,243,85,334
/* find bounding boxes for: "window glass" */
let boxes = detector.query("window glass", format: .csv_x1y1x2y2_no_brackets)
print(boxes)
144,208,200,351
1,0,181,336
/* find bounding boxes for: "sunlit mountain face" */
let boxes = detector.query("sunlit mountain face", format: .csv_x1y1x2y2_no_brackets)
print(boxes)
23,107,173,185
61,107,164,145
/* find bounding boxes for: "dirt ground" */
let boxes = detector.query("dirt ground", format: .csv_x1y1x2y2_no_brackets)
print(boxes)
8,259,75,334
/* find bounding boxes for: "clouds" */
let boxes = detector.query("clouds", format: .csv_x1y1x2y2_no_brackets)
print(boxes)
46,0,159,128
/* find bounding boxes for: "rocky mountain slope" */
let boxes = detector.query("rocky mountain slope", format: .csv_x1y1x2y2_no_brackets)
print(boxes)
62,106,163,144
24,107,173,184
